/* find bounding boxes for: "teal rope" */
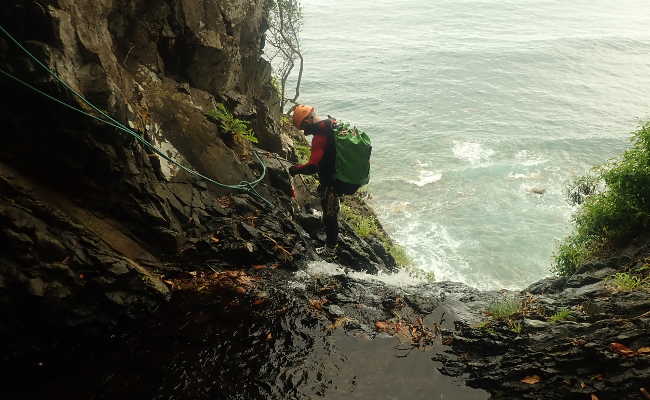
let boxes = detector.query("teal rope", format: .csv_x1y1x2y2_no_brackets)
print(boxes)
0,24,273,208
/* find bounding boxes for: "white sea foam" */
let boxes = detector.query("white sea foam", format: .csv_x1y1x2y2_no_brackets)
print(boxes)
296,261,428,288
383,201,412,214
452,141,495,164
407,170,442,187
515,150,548,166
507,171,541,180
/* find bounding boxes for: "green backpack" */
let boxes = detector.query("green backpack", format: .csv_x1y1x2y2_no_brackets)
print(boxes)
332,121,372,190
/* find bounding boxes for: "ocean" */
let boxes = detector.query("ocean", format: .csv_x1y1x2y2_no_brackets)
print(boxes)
295,0,650,289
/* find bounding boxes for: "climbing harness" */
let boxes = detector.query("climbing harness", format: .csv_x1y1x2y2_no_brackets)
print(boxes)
0,24,274,208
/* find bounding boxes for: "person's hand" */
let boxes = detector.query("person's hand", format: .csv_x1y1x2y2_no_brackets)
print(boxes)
288,165,299,176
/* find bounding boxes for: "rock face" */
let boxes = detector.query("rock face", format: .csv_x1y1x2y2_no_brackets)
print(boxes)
0,0,263,338
0,0,395,370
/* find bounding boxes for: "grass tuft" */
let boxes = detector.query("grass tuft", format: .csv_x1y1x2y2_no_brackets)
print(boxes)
606,272,648,292
548,308,572,323
486,297,521,320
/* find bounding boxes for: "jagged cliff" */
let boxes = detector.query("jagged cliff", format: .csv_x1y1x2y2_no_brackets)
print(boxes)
1,0,275,336
0,0,395,379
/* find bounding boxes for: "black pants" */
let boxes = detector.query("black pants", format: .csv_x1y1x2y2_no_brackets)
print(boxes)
320,184,340,248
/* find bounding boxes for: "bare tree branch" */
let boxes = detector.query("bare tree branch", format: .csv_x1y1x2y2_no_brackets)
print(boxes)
264,0,304,113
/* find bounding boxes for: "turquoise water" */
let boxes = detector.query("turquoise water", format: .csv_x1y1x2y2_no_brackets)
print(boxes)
295,0,650,289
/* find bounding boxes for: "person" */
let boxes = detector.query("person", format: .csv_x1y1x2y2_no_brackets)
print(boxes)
289,105,341,256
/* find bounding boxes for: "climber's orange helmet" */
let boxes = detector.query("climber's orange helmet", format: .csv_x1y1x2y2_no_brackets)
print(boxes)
292,105,315,130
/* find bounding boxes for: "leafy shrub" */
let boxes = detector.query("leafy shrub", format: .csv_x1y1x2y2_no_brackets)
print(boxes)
554,122,650,275
486,297,521,320
206,103,258,143
566,174,602,206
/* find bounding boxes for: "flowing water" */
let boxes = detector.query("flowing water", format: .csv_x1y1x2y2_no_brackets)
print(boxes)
297,0,650,289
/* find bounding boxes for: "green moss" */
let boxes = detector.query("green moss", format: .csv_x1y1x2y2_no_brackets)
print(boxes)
385,242,412,267
340,204,379,238
294,144,311,164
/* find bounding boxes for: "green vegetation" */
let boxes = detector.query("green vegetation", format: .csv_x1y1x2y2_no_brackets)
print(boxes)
507,319,523,334
548,308,572,323
554,122,650,275
338,194,420,277
606,272,649,292
385,241,413,267
565,174,601,206
386,242,434,281
294,144,311,164
280,114,292,127
474,318,522,335
486,297,521,320
474,297,525,335
206,103,258,144
340,204,379,237
474,320,496,335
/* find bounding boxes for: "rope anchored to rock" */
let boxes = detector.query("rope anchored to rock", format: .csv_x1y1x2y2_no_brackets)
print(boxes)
0,24,274,208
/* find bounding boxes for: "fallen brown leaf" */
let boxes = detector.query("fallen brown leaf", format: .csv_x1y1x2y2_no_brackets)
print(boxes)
253,298,267,305
637,347,650,354
441,336,453,345
318,284,339,293
210,236,220,243
591,394,600,400
640,387,650,400
375,321,389,330
610,342,636,357
309,298,327,311
328,317,354,330
252,264,267,270
520,375,541,385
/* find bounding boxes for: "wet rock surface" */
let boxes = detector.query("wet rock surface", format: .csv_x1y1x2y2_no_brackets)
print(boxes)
3,263,490,400
435,268,650,400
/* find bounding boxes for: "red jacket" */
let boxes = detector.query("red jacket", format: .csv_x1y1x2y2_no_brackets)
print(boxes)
291,119,336,183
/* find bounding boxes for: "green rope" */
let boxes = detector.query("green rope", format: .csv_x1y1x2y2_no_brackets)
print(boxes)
0,24,274,208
